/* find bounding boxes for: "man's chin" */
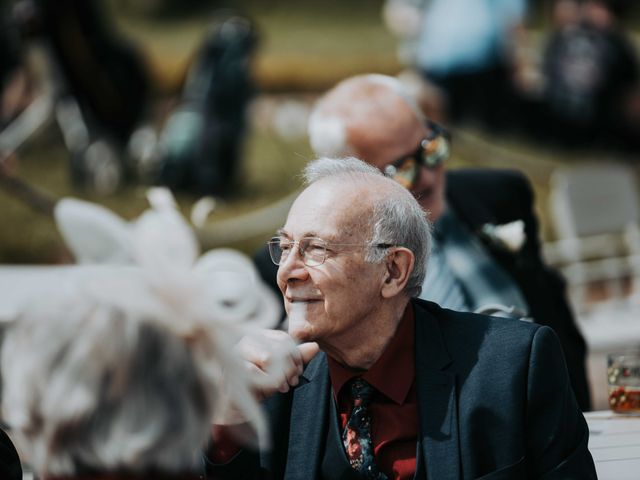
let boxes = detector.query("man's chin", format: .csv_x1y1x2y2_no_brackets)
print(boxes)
288,322,314,343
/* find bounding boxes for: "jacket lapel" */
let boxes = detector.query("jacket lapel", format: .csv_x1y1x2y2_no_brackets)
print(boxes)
414,301,461,480
284,352,330,479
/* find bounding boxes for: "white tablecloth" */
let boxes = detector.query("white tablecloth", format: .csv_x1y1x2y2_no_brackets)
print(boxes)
586,410,640,479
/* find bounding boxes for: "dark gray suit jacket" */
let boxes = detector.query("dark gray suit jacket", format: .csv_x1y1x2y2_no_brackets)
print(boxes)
206,299,596,479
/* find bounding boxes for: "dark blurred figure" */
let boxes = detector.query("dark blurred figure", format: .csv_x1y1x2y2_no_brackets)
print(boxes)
33,0,149,145
384,0,528,130
154,12,258,197
535,0,640,149
4,0,150,193
0,1,29,130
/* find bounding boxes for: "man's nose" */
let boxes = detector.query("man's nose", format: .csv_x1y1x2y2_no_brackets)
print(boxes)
277,247,309,283
412,164,436,192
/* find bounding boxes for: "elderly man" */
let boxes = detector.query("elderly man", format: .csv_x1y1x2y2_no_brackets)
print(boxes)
209,157,594,479
255,74,591,412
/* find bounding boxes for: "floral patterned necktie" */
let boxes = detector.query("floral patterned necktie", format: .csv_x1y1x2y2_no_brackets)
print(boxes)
342,378,388,479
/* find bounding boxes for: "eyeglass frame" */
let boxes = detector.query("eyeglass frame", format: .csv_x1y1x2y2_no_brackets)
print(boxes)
382,119,451,189
267,236,395,267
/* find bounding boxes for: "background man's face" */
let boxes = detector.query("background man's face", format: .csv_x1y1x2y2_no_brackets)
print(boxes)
349,108,447,222
276,180,386,348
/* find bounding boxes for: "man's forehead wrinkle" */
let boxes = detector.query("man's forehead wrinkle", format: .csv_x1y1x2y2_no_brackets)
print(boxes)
332,181,380,242
284,203,341,241
338,221,368,242
287,179,373,244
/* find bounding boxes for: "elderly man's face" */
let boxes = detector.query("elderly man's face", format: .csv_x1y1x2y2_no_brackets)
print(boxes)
276,180,387,347
349,105,447,222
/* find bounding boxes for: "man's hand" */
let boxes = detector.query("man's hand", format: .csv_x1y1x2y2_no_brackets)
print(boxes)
236,329,319,400
214,330,319,428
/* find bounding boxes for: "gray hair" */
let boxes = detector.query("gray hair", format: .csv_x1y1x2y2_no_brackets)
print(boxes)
1,295,214,476
308,74,425,157
303,157,431,296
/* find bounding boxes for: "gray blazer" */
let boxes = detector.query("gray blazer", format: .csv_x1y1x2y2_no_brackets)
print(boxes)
206,299,596,479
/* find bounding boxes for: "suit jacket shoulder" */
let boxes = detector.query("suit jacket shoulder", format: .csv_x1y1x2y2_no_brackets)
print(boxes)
412,299,596,479
445,168,534,232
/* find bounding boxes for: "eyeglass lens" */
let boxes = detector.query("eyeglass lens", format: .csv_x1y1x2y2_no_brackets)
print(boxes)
385,130,449,189
387,158,418,189
268,237,327,266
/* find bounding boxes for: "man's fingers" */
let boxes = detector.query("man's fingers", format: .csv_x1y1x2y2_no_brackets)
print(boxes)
284,351,302,386
282,342,319,387
237,332,319,401
246,361,289,396
298,342,320,364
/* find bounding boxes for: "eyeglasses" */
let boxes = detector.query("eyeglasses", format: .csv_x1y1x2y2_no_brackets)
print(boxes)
267,236,394,267
383,120,451,190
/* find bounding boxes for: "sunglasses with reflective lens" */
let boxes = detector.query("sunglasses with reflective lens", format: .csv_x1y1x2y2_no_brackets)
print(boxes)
383,120,451,189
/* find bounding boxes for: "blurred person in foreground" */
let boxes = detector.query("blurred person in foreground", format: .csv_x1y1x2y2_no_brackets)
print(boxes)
0,191,282,480
254,74,591,412
210,157,596,479
3,295,217,480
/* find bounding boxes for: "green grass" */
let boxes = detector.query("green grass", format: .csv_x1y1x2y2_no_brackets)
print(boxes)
112,0,400,92
0,117,312,263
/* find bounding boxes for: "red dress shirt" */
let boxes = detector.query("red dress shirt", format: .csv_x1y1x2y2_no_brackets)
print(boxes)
328,306,418,480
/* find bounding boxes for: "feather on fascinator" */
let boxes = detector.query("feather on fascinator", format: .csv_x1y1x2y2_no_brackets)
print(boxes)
1,189,283,472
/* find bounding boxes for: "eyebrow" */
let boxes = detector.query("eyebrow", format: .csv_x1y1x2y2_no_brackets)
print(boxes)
276,229,337,241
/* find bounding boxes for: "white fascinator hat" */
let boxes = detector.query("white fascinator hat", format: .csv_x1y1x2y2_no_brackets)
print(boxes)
0,188,282,468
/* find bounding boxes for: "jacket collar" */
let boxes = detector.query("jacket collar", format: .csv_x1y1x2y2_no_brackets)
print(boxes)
284,352,330,479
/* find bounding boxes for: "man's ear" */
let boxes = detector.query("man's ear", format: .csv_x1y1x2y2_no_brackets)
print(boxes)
381,247,415,298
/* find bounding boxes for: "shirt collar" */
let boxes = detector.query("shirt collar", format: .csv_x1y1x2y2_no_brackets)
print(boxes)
327,304,415,405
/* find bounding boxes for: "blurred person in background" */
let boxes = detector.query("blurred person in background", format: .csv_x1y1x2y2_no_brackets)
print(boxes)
212,157,595,479
153,12,258,197
383,0,528,130
534,0,640,150
254,73,592,411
